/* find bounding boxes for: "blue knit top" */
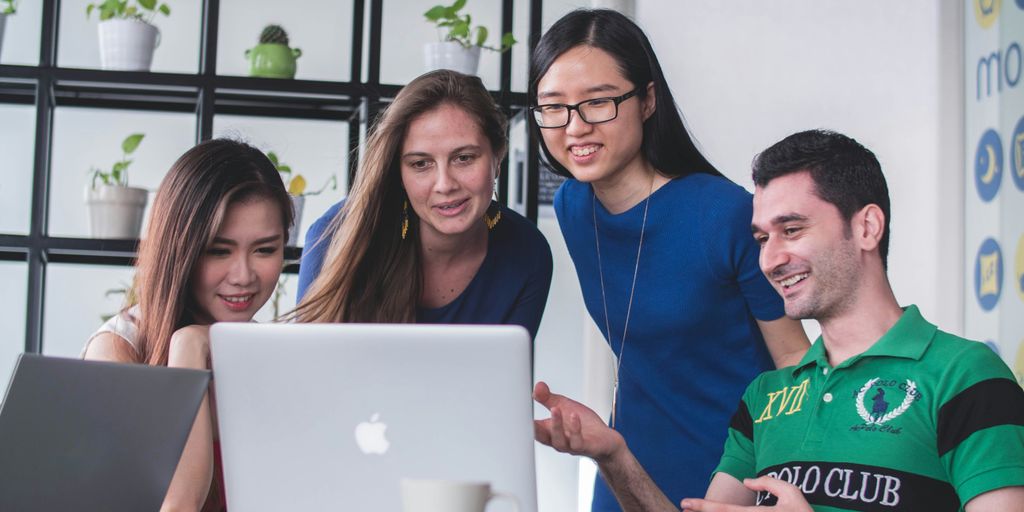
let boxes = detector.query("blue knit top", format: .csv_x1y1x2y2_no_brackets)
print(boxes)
297,200,553,341
555,173,785,510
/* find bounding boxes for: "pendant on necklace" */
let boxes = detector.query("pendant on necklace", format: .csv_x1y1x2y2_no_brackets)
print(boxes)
611,379,619,428
593,178,654,432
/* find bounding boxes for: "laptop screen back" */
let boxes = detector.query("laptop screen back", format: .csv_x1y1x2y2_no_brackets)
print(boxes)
0,354,210,511
210,323,536,512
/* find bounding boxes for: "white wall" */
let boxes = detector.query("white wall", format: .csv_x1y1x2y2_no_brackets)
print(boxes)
637,0,965,336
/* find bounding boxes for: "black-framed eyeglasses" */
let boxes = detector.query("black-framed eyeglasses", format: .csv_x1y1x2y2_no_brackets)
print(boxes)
530,89,640,129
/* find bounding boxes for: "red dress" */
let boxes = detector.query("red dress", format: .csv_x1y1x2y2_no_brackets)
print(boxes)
201,441,228,512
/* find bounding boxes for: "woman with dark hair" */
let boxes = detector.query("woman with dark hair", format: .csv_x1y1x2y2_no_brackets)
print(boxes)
528,9,809,509
294,70,552,339
83,139,294,511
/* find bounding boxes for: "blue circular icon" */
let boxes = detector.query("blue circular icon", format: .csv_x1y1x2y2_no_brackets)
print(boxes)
975,238,1004,311
1011,115,1024,192
985,340,1001,355
1017,0,1024,10
975,129,1003,202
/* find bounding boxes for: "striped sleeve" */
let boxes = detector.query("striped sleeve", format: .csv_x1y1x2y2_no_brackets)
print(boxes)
936,343,1024,504
713,380,759,483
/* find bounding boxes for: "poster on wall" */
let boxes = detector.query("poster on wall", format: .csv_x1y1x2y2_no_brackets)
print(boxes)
964,0,1024,387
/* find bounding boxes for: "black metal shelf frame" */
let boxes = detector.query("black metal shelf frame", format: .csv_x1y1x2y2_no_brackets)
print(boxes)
0,0,545,354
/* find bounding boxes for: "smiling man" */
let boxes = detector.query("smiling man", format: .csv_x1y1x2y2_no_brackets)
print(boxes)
533,130,1024,511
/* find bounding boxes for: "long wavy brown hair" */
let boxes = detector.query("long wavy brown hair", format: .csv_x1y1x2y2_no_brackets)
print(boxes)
293,69,507,324
131,139,293,366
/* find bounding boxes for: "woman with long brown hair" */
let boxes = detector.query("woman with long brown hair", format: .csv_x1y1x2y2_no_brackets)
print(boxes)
295,70,552,339
83,139,293,511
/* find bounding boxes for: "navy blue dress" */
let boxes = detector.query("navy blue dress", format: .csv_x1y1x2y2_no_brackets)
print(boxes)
297,200,553,340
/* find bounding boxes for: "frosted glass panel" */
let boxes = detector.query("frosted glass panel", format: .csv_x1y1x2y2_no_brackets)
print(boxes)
217,0,354,81
43,264,135,358
49,107,195,238
505,109,532,212
213,115,349,247
0,262,27,397
0,0,42,65
511,0,530,93
57,0,201,73
0,104,35,235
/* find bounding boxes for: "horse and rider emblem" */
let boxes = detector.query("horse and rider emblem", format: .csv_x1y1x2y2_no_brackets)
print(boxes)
855,378,918,425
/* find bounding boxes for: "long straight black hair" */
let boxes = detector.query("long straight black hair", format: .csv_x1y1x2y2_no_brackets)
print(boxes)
528,9,721,180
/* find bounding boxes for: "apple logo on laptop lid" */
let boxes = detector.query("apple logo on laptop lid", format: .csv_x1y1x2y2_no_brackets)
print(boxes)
355,413,390,455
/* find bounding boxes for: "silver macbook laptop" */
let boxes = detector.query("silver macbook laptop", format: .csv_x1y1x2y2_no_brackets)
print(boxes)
0,354,210,511
210,323,537,512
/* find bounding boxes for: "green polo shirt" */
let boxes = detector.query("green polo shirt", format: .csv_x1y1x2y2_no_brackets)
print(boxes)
715,305,1024,511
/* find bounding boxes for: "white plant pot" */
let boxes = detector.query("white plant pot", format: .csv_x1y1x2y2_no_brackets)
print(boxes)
288,194,305,247
0,14,7,58
97,19,160,71
85,185,148,239
424,41,480,76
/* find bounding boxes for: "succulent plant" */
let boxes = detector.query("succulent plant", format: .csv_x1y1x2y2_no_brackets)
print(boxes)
259,24,289,46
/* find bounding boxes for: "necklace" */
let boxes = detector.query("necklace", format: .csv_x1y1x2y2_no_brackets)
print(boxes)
593,179,652,429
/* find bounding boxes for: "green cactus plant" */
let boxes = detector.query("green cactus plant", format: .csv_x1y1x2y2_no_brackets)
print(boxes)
246,23,301,79
259,24,289,46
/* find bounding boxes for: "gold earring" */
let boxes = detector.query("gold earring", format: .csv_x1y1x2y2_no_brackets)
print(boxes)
401,200,409,240
483,202,501,231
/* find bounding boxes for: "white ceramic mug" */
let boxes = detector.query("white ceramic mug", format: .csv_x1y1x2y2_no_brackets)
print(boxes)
400,479,520,512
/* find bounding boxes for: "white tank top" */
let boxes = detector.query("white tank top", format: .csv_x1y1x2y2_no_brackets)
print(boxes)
81,305,141,358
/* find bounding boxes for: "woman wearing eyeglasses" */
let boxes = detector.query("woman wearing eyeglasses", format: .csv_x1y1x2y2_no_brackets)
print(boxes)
528,10,809,511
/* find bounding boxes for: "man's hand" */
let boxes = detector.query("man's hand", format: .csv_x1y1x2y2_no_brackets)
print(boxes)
532,381,625,463
680,476,813,512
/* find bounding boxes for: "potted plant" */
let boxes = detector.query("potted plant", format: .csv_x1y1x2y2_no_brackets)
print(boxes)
0,0,17,57
86,0,170,71
245,24,302,79
86,133,149,239
266,151,336,246
423,0,516,76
